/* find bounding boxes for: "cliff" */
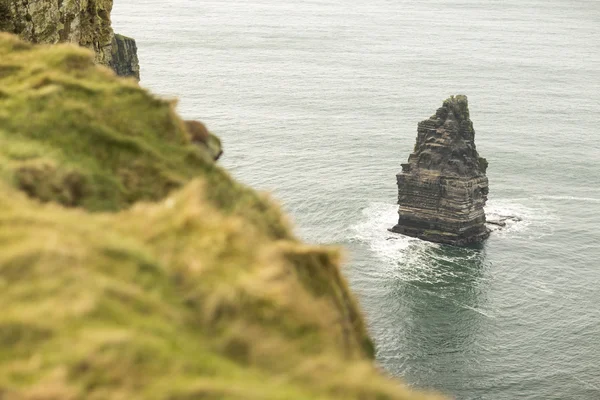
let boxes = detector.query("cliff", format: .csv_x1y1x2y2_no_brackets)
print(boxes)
0,34,443,400
0,0,140,79
109,33,140,80
0,34,219,211
390,95,490,246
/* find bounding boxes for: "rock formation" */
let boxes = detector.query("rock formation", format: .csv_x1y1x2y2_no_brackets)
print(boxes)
0,0,140,79
109,33,140,80
0,34,444,400
185,120,223,161
390,95,489,246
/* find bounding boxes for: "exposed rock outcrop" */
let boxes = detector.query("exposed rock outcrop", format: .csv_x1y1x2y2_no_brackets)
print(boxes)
390,95,489,246
185,120,223,161
109,33,140,80
0,34,443,400
0,0,140,79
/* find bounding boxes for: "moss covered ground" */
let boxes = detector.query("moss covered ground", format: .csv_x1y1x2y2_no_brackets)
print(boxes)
0,34,444,400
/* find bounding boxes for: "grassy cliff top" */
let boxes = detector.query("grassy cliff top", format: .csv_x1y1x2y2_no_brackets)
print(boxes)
0,34,443,400
0,33,206,211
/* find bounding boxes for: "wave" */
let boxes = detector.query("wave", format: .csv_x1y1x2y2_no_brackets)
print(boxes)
348,198,557,265
485,198,558,238
533,195,600,203
348,202,431,263
348,202,481,284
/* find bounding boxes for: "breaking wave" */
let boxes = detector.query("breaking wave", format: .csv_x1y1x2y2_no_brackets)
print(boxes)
348,198,557,266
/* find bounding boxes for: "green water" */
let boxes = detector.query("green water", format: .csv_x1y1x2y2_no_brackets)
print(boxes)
112,1,600,398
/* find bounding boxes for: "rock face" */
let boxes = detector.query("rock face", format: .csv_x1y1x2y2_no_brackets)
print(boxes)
0,0,140,79
109,33,140,80
390,95,489,246
0,34,444,400
184,120,224,161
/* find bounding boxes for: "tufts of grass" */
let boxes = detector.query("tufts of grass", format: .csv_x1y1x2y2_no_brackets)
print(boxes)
0,180,444,399
0,34,445,400
0,33,209,212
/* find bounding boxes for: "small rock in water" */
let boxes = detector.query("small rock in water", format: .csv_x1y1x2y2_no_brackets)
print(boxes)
486,220,507,227
486,215,522,230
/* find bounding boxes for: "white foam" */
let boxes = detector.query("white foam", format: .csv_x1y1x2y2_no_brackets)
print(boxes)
453,302,495,317
533,195,600,204
347,198,557,288
349,198,558,267
348,202,432,263
485,199,558,239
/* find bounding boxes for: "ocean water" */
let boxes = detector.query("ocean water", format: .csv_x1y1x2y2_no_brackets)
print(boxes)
112,1,600,399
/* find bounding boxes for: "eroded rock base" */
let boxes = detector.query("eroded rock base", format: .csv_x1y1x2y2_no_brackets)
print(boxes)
392,95,489,246
390,175,490,245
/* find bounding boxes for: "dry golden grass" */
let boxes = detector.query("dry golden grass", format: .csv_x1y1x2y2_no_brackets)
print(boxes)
0,34,445,400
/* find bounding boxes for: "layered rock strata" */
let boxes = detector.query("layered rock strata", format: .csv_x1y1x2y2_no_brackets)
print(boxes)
390,95,490,246
0,0,140,79
109,33,140,80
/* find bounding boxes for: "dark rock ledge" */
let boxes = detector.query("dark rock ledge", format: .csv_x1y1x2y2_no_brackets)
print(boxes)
109,33,140,80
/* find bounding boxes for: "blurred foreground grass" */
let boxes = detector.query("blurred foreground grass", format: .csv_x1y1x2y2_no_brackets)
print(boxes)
0,33,443,400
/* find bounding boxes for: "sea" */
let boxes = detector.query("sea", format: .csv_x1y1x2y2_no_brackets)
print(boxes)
112,1,600,399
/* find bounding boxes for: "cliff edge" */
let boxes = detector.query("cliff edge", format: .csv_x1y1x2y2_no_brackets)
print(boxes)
0,34,443,400
391,95,489,246
109,33,140,80
0,0,140,79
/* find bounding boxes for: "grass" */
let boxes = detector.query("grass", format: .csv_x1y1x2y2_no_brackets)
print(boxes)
0,34,444,400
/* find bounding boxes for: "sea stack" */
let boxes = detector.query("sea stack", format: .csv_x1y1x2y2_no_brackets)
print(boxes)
390,95,490,246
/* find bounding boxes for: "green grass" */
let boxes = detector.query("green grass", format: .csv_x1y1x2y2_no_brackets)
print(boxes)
0,35,205,211
0,34,444,400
